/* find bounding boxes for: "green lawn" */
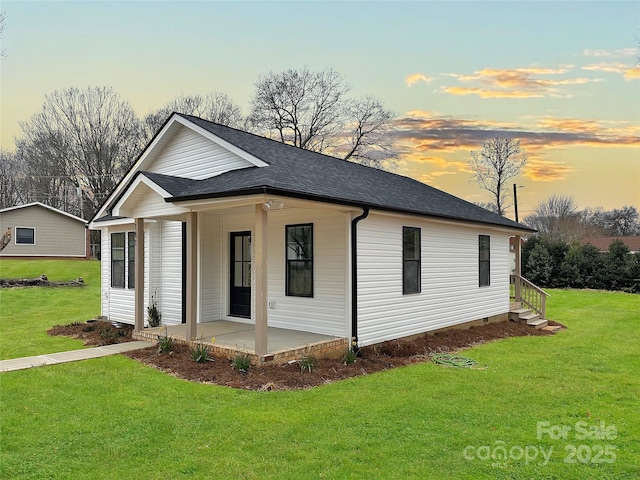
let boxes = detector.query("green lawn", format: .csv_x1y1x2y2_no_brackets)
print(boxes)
1,260,638,479
0,259,101,359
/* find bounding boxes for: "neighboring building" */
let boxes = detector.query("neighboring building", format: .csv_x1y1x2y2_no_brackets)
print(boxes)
90,113,535,357
0,202,89,258
582,236,640,254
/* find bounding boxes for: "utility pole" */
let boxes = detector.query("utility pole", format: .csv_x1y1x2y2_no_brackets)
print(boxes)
513,183,520,223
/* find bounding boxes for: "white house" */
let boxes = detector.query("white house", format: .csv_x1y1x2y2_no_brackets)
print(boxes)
0,202,88,258
90,113,535,360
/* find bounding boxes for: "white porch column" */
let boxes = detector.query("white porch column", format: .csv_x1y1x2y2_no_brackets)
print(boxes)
134,218,145,331
254,204,268,356
514,235,522,303
185,212,198,341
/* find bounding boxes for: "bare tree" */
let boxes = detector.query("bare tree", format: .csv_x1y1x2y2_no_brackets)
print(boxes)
473,201,501,214
15,131,76,212
0,149,27,208
249,67,397,169
583,205,639,236
469,135,528,216
144,92,244,139
18,86,143,218
607,206,639,236
341,96,397,170
524,195,586,242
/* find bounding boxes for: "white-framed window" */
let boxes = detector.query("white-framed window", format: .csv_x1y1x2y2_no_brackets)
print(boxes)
15,227,35,245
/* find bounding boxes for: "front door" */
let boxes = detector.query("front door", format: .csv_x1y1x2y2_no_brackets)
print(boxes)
230,231,251,318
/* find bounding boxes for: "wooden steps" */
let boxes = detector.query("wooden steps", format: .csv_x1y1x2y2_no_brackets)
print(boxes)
509,307,549,329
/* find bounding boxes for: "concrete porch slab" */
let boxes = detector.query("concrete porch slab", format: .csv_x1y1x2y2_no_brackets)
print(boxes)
143,320,340,353
135,320,349,364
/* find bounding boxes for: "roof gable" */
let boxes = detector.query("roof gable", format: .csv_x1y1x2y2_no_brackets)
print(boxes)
0,202,87,223
93,113,268,220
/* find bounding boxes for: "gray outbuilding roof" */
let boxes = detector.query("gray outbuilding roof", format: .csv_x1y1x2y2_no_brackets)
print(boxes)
102,113,533,232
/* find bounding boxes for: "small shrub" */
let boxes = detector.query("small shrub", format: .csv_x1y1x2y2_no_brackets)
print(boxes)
99,328,118,345
65,321,82,327
342,347,358,365
190,337,210,363
231,351,251,373
82,324,96,332
299,354,317,373
147,292,161,328
157,327,173,353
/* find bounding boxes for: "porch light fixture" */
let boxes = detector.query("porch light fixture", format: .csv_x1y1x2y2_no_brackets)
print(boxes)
262,200,284,211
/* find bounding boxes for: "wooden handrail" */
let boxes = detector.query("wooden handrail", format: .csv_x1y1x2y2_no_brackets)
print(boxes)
510,274,550,319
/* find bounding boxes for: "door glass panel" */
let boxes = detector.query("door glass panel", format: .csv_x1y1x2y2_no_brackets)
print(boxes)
235,236,243,261
234,263,243,287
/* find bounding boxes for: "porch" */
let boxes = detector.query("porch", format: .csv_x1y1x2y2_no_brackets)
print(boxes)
132,320,349,365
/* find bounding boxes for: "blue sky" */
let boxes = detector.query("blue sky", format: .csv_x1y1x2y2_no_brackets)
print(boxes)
2,1,639,217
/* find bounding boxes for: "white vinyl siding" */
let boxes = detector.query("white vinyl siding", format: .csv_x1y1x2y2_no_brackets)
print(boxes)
266,209,348,337
101,229,110,319
215,209,348,336
101,224,150,325
149,125,254,179
357,214,510,346
200,213,222,323
130,187,180,218
160,220,183,325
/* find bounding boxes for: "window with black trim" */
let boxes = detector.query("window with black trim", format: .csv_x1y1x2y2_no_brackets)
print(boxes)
111,232,136,289
127,232,136,289
16,227,35,245
286,224,313,297
111,233,125,288
479,235,490,287
403,226,421,294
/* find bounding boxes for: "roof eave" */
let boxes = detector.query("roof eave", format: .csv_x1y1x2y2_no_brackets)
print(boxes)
168,187,536,233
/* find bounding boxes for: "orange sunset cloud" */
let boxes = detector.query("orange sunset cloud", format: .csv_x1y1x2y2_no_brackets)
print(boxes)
624,67,640,80
394,111,639,185
439,67,601,99
523,159,575,182
583,63,640,81
405,73,433,87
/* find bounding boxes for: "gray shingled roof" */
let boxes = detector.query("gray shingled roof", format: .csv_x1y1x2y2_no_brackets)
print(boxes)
107,113,533,231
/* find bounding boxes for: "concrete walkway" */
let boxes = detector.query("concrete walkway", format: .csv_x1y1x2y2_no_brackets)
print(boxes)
0,341,155,373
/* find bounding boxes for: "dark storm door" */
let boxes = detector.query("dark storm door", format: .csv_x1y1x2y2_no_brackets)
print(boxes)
230,231,251,318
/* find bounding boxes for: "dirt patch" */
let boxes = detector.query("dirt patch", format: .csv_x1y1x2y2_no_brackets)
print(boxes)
47,321,134,346
1,274,85,288
119,321,562,390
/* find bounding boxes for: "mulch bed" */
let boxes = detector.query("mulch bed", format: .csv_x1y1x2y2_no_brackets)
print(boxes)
48,320,562,390
48,321,134,346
